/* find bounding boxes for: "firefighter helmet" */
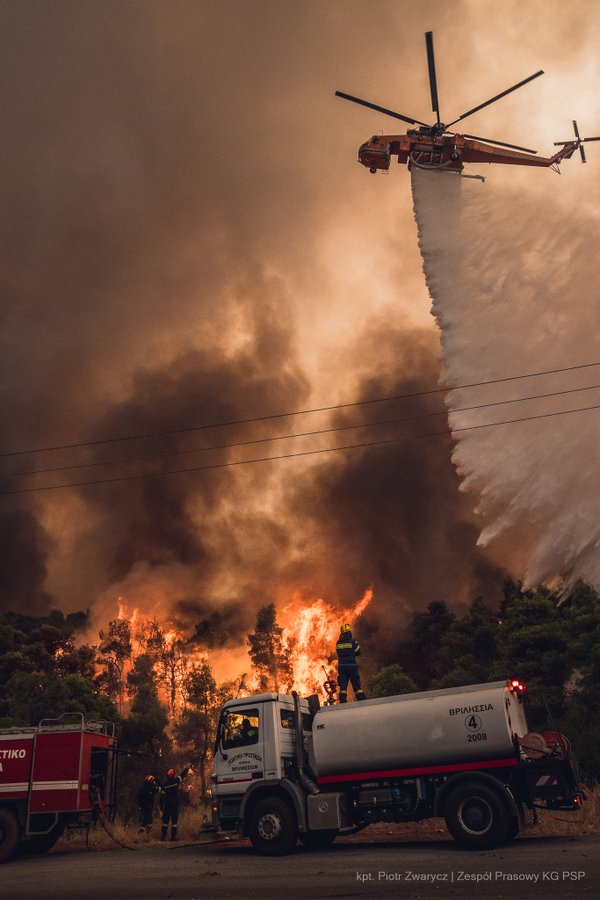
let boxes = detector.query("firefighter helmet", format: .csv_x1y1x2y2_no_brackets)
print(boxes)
341,623,351,633
146,774,155,782
167,768,175,777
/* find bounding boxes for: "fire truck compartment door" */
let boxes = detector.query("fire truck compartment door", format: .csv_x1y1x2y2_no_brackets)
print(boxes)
30,732,82,812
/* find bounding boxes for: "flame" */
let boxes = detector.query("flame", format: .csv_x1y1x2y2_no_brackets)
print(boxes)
100,587,373,710
351,587,373,620
102,599,209,715
117,597,140,628
281,587,373,698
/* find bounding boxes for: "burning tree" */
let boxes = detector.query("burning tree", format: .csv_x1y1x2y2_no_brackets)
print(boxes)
247,603,292,692
175,661,231,798
137,619,188,716
279,589,374,697
96,618,133,712
118,651,170,815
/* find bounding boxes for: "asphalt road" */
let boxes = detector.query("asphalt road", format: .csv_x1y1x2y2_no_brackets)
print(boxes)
3,834,599,900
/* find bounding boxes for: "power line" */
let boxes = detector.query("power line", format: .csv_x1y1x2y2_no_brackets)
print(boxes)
1,399,598,497
5,380,600,480
2,359,599,460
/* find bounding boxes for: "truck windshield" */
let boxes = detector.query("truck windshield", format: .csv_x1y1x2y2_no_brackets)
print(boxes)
222,709,260,749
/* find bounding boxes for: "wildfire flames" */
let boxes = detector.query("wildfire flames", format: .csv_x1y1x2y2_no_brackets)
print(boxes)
281,588,373,695
104,588,373,710
116,600,193,662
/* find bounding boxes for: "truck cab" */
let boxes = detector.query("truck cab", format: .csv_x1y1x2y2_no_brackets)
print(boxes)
212,694,316,844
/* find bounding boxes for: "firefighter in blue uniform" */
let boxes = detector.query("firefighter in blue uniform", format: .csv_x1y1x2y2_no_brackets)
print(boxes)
137,774,159,833
160,766,190,841
335,623,366,703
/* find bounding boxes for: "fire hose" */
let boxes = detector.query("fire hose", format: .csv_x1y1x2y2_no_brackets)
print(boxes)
87,788,136,851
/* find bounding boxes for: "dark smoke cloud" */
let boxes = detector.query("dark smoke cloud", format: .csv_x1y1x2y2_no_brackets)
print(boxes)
0,507,53,614
179,603,246,651
281,324,507,649
66,264,312,636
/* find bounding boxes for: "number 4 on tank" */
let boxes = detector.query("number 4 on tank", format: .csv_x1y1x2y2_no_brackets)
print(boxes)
336,31,600,179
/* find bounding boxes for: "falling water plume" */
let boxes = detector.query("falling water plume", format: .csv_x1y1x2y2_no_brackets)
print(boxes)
411,167,600,589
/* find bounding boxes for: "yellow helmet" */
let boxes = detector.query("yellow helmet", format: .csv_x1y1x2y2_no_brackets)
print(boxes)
341,623,351,633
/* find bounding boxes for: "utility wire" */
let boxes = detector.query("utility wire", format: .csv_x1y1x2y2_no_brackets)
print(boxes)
1,400,598,496
1,359,599,460
5,381,600,480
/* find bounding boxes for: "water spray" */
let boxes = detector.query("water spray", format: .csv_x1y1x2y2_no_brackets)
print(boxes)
411,166,600,589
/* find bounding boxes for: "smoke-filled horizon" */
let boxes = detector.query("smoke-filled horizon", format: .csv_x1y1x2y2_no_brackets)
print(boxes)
2,1,599,653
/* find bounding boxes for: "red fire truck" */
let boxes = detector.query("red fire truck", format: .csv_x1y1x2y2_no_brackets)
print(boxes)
0,713,117,863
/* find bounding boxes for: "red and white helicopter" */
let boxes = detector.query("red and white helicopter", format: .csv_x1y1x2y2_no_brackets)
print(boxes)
336,32,599,178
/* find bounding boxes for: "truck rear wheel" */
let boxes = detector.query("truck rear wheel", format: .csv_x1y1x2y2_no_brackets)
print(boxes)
0,809,21,864
248,796,298,856
444,781,510,850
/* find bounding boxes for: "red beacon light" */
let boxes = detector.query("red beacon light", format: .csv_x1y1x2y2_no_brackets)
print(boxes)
509,679,527,698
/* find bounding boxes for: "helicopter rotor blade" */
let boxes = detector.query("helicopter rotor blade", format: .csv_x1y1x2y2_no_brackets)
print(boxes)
334,91,429,127
580,143,587,163
572,119,581,140
461,133,538,154
425,32,441,125
446,70,544,129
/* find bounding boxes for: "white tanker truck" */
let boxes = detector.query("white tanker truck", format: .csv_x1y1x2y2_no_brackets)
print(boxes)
210,679,584,854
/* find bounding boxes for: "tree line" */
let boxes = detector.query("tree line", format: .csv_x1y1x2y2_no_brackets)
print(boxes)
1,578,599,814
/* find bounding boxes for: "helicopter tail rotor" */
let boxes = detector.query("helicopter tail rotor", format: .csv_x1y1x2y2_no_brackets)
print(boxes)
573,120,585,163
553,120,600,163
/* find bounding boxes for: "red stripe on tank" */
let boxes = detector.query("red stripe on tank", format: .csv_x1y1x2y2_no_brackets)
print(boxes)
316,757,518,784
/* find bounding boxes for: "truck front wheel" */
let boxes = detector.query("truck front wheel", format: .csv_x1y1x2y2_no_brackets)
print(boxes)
0,808,21,864
248,796,298,856
444,781,510,850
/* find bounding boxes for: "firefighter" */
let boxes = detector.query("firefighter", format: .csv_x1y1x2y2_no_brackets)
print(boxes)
335,623,366,703
137,774,160,833
237,717,258,744
160,766,190,841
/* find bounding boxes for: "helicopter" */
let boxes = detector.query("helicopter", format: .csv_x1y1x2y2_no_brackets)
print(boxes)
336,32,600,178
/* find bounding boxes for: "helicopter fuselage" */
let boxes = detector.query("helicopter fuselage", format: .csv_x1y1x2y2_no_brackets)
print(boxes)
358,132,577,174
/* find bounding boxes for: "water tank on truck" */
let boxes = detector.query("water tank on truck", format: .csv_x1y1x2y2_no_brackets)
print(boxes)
308,681,529,778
